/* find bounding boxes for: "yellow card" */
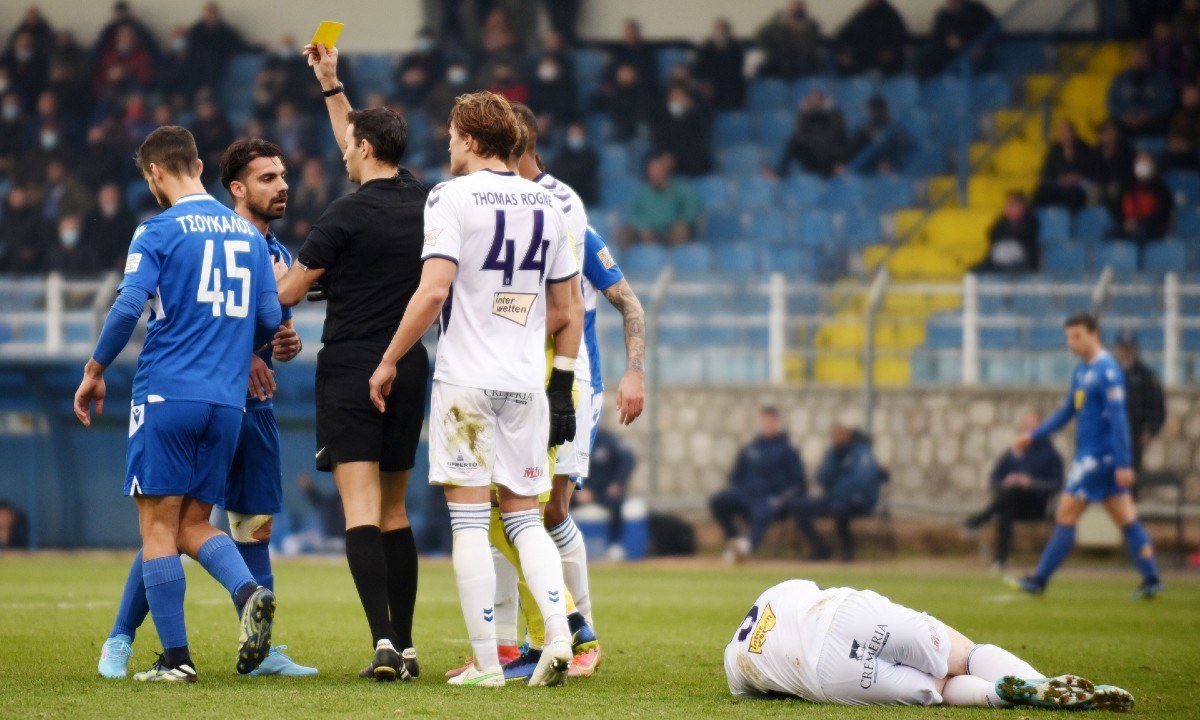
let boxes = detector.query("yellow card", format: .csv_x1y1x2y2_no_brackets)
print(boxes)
310,21,344,49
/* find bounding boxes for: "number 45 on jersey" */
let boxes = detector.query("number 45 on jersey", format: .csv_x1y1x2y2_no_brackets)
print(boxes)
197,239,251,318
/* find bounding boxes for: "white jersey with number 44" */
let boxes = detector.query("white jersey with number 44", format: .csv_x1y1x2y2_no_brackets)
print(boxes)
423,169,579,394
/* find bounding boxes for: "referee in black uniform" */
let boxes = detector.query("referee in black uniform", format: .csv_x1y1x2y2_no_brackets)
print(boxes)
276,41,427,681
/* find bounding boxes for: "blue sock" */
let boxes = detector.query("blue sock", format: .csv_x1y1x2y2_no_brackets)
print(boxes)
1121,521,1160,584
142,555,188,650
235,540,274,592
110,549,150,641
197,535,258,610
1033,524,1076,583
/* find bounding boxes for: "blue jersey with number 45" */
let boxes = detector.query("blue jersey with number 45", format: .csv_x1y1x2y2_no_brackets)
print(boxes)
119,193,280,410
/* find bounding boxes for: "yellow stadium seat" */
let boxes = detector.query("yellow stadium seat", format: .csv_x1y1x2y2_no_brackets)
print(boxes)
989,140,1046,176
992,108,1045,142
892,209,926,241
1025,74,1057,104
967,175,1038,210
1084,43,1134,75
886,245,963,280
873,357,911,387
784,353,806,384
814,357,863,385
815,320,866,349
927,176,960,207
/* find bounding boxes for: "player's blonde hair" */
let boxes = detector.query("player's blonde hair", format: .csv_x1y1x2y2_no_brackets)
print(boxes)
450,91,520,160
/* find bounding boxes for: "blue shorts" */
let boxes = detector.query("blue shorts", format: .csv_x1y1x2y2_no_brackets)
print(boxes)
125,401,244,505
1065,455,1129,502
224,406,284,515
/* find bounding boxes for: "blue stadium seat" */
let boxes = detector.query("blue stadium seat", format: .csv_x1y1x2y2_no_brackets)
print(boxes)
713,242,760,277
979,327,1021,349
700,327,741,347
352,54,397,98
1042,240,1088,276
714,112,754,147
620,244,666,278
1129,329,1164,351
790,77,832,107
763,244,810,277
1135,136,1166,157
658,325,698,346
746,209,789,243
1108,294,1157,315
573,49,607,85
222,53,266,111
1143,240,1188,274
924,323,962,349
780,174,824,209
992,39,1048,75
797,209,835,247
704,210,745,241
669,244,713,276
1164,171,1200,207
748,80,792,112
600,145,633,177
920,76,968,111
1073,207,1113,241
971,74,1012,111
867,175,915,211
1174,207,1200,239
978,294,1008,314
880,76,920,115
717,143,765,176
1095,241,1139,275
821,174,866,209
599,174,638,210
657,47,693,84
1037,207,1071,242
730,293,770,314
754,111,794,158
125,179,153,211
1027,325,1064,350
692,176,730,210
842,210,882,248
744,326,771,348
833,75,876,129
1183,328,1200,351
584,114,613,143
734,176,779,210
904,142,948,176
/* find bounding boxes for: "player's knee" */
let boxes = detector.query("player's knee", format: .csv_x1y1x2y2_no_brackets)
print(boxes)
228,512,273,543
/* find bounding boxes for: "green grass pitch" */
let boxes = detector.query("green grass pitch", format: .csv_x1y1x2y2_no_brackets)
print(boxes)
1,555,1196,719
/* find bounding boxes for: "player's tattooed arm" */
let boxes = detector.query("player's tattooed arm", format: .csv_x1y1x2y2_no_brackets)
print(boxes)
604,279,646,373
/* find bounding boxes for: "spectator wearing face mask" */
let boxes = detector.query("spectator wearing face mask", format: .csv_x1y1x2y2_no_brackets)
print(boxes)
156,26,197,103
40,160,93,223
26,89,81,150
2,30,50,110
1114,151,1173,245
651,86,713,176
20,119,69,181
528,46,578,125
0,92,27,165
86,182,137,271
604,63,652,142
487,62,528,103
47,214,97,277
395,28,444,110
553,122,599,206
425,61,472,122
0,186,55,274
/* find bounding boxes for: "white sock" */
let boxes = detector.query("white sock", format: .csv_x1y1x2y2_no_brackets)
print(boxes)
491,544,519,647
966,643,1042,682
942,675,1009,707
548,515,592,625
502,509,569,645
448,502,499,671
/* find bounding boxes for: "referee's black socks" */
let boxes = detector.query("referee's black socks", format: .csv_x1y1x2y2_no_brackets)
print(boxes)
381,527,419,650
345,525,399,647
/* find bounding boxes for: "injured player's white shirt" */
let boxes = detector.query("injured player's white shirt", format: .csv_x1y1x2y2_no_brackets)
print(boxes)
724,579,854,703
422,169,578,393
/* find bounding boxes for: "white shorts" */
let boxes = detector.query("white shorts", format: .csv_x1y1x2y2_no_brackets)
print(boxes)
555,382,595,480
428,380,551,496
815,590,951,706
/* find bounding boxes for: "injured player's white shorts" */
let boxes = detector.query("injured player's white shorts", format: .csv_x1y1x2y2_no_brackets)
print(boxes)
427,380,551,497
815,589,952,706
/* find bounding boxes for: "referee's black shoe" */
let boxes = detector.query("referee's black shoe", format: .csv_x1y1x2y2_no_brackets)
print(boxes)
235,586,276,674
359,640,410,681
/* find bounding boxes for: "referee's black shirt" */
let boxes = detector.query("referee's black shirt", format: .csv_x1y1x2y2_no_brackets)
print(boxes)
297,169,429,344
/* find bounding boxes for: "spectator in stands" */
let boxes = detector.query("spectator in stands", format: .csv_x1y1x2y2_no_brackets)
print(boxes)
285,156,333,251
0,92,28,166
185,2,249,93
974,192,1040,273
835,0,909,76
528,42,578,126
86,182,136,272
27,91,80,152
1174,0,1200,43
479,6,524,71
1109,45,1175,138
553,122,599,206
576,424,636,561
2,29,50,109
156,26,196,105
270,100,312,162
1113,333,1166,473
93,2,160,65
652,86,713,176
191,94,234,188
424,60,471,123
1162,126,1200,171
46,214,97,277
622,154,702,246
710,406,807,563
961,410,1064,570
1150,19,1196,91
850,96,913,174
603,62,652,142
791,421,879,562
1032,120,1098,213
91,23,154,96
75,120,130,191
1093,120,1136,216
0,499,30,549
0,185,54,274
1115,151,1174,243
486,62,528,104
45,57,87,126
755,1,823,79
41,160,93,223
776,88,850,177
695,18,746,110
5,7,55,58
50,30,88,91
920,0,996,78
1168,82,1200,148
603,19,659,98
394,28,443,110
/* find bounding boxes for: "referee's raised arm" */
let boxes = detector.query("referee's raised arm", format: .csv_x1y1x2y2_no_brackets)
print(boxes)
306,42,354,154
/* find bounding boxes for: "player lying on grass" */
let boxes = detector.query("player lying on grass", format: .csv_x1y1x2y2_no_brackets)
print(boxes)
725,579,1133,711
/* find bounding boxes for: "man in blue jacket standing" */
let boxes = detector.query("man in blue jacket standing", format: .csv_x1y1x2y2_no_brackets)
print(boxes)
792,422,880,562
709,407,807,563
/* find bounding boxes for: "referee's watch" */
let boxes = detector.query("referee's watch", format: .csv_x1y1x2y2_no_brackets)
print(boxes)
322,83,345,98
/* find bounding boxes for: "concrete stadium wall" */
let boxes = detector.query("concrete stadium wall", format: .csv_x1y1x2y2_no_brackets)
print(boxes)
606,386,1200,516
0,0,1094,53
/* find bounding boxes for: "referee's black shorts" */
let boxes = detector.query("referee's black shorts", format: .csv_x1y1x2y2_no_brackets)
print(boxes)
315,340,428,473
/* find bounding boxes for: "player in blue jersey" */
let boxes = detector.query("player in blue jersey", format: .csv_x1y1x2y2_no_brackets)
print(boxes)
74,127,283,683
96,139,317,679
1012,313,1163,599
